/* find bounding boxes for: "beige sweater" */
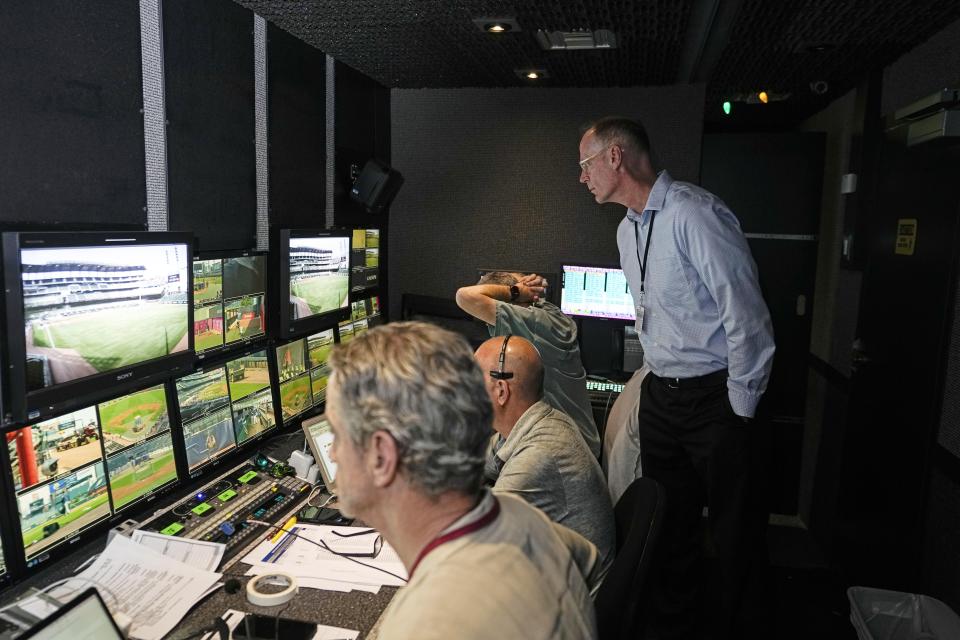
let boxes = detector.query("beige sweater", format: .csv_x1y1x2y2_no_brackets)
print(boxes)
377,492,602,640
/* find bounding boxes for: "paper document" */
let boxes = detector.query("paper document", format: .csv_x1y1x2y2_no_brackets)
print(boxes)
51,535,221,640
201,609,359,640
130,529,226,572
242,524,407,591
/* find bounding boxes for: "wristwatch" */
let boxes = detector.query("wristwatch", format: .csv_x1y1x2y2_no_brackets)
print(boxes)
509,285,520,302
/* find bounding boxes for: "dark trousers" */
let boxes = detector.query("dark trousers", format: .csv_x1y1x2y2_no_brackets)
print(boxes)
639,373,768,640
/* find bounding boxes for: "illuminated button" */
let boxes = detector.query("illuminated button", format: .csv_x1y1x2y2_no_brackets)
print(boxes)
219,522,236,536
218,489,238,502
160,522,185,536
238,471,258,484
192,502,214,516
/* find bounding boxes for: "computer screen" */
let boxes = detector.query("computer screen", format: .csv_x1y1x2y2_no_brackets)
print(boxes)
337,319,355,344
21,588,124,640
560,264,636,320
225,350,276,445
193,253,267,354
302,415,337,491
2,232,193,421
175,367,236,472
286,232,350,323
276,338,313,422
8,405,111,561
307,328,334,404
350,229,380,292
98,383,177,511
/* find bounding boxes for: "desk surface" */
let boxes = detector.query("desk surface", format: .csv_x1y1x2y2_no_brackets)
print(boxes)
0,432,398,639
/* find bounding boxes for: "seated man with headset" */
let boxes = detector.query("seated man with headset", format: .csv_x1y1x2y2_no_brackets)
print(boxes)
325,322,602,640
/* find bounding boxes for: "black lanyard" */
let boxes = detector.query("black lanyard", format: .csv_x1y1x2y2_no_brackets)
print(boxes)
633,210,657,297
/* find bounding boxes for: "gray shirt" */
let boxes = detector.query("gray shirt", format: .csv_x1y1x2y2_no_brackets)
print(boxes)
378,492,601,640
488,400,615,575
490,300,601,457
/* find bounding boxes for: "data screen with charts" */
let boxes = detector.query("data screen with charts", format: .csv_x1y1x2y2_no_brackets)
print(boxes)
560,264,636,320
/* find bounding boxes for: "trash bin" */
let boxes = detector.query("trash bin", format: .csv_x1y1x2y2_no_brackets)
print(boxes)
848,586,960,640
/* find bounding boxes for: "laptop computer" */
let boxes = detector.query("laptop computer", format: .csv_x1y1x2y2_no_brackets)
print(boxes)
301,414,338,495
21,587,124,640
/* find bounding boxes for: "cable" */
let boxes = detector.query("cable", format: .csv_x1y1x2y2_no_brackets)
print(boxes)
245,520,407,584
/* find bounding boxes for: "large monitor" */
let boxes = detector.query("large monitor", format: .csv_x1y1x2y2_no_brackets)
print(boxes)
6,383,180,565
279,229,351,336
192,251,267,355
275,327,335,423
560,264,636,321
350,229,380,292
2,232,194,422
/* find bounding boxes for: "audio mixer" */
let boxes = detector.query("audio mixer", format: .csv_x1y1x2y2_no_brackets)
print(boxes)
136,458,313,565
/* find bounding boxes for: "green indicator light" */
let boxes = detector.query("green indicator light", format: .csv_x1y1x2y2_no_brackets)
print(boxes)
238,471,258,484
191,502,213,516
218,489,238,502
722,101,732,115
160,522,184,536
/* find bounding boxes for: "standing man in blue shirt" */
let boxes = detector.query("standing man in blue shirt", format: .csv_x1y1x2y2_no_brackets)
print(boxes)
578,116,775,639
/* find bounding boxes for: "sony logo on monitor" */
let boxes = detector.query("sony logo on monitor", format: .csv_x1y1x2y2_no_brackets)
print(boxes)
115,371,134,381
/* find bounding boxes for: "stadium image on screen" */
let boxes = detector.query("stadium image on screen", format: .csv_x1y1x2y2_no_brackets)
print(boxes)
182,406,236,472
279,374,313,421
310,368,329,405
8,405,102,492
288,236,349,320
175,368,230,424
222,255,266,300
275,339,307,383
226,350,270,402
224,295,265,343
351,229,366,250
106,432,177,510
560,265,636,321
365,229,379,249
20,244,190,391
194,304,225,352
192,259,222,304
365,249,379,268
338,320,355,344
98,383,169,455
18,461,111,560
232,388,276,444
353,318,369,337
307,329,334,369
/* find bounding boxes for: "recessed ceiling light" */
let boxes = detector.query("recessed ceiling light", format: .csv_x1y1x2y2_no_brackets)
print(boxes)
472,17,521,33
515,68,549,81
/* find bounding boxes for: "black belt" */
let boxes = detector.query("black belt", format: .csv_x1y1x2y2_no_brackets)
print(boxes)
650,370,728,390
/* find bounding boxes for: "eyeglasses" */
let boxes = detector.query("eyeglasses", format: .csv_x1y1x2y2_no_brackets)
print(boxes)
489,335,514,380
578,144,611,172
331,528,384,558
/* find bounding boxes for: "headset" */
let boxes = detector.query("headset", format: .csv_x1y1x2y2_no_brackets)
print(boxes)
489,335,514,380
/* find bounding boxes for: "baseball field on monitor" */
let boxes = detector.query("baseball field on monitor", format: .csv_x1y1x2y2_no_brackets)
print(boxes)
280,230,350,335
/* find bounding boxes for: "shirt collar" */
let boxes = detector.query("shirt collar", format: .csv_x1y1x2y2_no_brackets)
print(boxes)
495,400,552,463
626,170,673,222
438,489,497,536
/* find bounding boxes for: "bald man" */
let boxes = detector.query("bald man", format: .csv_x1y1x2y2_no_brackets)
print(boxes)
476,335,615,578
457,272,601,458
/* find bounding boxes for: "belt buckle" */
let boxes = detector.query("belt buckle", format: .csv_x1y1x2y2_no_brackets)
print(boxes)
667,377,681,389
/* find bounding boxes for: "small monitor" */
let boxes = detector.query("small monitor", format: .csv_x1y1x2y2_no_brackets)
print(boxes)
279,229,351,336
193,252,267,355
350,229,380,292
225,350,276,445
560,264,636,320
276,338,314,422
301,414,337,493
175,367,237,472
20,587,124,640
2,232,194,422
98,383,178,511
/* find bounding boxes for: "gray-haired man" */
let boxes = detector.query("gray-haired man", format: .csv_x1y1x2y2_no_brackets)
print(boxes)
326,322,602,640
456,272,601,458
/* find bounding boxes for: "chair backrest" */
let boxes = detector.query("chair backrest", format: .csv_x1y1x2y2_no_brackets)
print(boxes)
594,477,666,640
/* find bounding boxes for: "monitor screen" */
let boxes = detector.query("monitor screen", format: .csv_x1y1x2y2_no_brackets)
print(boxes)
193,253,266,354
175,367,236,472
98,383,177,510
307,329,334,404
560,264,636,320
350,229,380,292
21,588,124,640
287,233,350,322
337,319,355,344
7,405,111,561
2,232,194,422
275,328,337,423
302,415,337,489
225,350,276,445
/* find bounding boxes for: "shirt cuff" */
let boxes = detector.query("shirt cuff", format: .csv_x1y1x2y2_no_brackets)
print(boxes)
728,387,760,419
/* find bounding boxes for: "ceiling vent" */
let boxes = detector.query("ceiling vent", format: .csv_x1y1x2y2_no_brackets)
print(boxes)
535,29,618,51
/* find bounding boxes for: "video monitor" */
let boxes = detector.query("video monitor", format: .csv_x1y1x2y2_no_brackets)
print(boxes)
337,319,355,344
2,232,193,422
225,350,276,445
560,264,636,321
275,328,337,423
192,252,267,355
307,328,334,404
279,229,351,336
98,384,177,511
352,296,383,328
175,367,236,472
350,229,380,292
301,415,337,492
6,404,109,561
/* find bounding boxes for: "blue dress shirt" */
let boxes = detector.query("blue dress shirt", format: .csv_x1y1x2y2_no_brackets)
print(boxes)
616,171,775,418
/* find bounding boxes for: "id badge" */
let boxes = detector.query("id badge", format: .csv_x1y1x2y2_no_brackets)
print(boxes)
635,304,645,333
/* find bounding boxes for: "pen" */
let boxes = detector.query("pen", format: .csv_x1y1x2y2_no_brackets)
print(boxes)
269,516,297,543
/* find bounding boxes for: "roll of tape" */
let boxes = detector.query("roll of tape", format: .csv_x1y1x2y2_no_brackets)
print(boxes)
246,572,299,607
